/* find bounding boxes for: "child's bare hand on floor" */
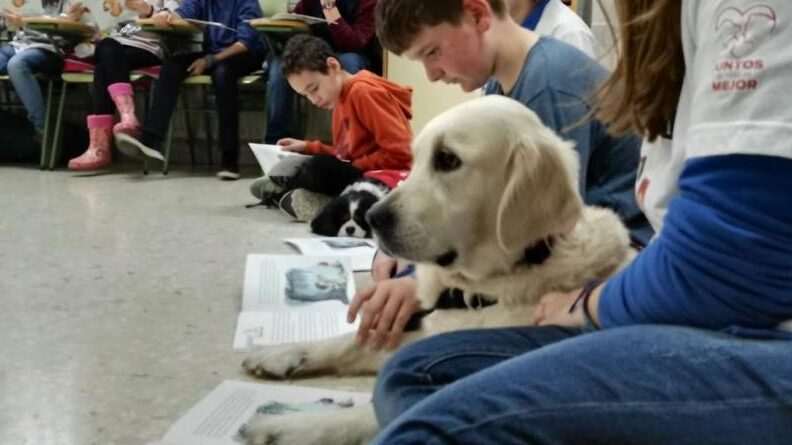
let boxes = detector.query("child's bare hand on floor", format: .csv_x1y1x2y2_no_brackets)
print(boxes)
347,277,420,350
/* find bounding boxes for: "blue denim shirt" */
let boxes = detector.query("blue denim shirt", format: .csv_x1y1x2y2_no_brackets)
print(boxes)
485,37,651,246
176,0,265,56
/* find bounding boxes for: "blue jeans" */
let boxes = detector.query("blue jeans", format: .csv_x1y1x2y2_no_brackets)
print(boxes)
373,325,792,444
0,45,62,132
264,52,369,144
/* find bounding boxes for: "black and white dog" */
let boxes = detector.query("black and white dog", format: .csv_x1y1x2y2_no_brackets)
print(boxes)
310,178,389,238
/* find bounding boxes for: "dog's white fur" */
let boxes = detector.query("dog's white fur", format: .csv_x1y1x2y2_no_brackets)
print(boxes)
240,96,633,445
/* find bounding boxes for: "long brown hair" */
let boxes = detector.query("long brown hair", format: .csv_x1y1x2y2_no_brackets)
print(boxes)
595,0,684,141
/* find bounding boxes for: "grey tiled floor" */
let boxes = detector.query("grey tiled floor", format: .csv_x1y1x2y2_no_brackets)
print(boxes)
0,165,374,445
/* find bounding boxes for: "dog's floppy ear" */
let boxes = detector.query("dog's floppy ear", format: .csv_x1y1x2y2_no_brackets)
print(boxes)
495,133,583,253
310,197,347,236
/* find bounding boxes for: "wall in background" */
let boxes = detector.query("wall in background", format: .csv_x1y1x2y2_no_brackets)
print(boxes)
385,54,479,134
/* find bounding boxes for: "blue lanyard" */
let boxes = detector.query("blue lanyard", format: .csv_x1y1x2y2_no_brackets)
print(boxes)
521,0,551,30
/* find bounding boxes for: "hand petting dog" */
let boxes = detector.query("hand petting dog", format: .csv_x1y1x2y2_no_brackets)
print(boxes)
348,277,420,350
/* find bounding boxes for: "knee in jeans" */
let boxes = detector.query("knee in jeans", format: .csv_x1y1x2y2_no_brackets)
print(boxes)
373,341,439,425
6,54,32,76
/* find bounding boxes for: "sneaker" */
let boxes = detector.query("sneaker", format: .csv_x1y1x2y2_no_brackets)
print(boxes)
278,190,298,219
249,176,285,206
278,188,334,222
216,169,241,181
114,133,164,161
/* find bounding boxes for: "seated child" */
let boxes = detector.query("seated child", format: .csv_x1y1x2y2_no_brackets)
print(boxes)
114,0,266,179
251,34,413,221
0,3,88,138
68,0,182,171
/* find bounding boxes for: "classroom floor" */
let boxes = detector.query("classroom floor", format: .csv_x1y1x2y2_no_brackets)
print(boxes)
0,164,375,445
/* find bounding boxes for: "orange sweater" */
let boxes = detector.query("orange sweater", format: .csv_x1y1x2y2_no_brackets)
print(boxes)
304,70,413,171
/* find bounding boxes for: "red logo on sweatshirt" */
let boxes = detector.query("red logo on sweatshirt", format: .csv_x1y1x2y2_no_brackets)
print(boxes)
712,5,775,92
716,5,776,58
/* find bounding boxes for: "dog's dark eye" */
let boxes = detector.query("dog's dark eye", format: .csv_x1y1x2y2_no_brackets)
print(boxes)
433,148,461,172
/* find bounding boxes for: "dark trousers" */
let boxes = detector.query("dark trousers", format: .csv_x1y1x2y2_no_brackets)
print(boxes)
141,51,263,170
92,39,161,115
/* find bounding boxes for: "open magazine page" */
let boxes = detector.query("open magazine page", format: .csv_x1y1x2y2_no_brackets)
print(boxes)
234,255,358,350
1,0,44,16
249,143,310,175
284,237,377,272
84,0,137,31
152,380,370,445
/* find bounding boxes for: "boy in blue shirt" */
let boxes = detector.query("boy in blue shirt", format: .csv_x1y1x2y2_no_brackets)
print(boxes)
348,0,652,350
115,0,265,180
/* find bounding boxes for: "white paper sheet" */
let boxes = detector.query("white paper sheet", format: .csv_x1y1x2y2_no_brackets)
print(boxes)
234,254,358,350
269,12,327,24
155,380,370,445
249,143,310,175
284,237,377,272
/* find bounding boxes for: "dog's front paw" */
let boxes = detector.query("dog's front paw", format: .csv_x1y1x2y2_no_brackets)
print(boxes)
239,413,320,445
242,344,309,379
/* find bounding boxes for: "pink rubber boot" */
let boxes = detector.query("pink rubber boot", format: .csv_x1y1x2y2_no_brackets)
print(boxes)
108,82,140,137
68,115,113,171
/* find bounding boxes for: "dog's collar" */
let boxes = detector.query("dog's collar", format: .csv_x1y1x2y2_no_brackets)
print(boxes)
519,236,556,266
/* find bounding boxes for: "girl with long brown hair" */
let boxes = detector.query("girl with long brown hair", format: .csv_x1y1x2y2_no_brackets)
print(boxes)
371,1,792,443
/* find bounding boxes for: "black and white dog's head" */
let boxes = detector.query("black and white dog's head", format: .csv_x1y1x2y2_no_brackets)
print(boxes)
310,178,389,238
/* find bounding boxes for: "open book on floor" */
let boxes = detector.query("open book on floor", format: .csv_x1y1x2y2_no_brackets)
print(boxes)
150,380,370,445
249,143,310,176
233,254,358,351
284,237,377,272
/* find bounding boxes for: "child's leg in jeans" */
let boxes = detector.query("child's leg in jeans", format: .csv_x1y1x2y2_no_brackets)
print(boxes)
6,48,62,132
0,45,16,72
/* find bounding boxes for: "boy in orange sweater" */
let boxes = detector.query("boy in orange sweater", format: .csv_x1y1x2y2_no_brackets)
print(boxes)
251,34,413,221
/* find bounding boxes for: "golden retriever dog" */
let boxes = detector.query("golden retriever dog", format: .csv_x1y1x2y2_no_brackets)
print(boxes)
240,95,633,444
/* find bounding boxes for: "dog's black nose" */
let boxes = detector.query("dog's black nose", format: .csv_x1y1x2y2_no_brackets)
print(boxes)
366,206,395,233
345,226,355,235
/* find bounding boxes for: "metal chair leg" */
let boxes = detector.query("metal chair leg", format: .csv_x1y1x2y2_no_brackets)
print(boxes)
163,114,174,175
49,81,68,170
180,92,196,165
202,85,214,166
39,80,54,170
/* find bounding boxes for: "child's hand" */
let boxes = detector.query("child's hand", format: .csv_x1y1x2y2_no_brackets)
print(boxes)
277,138,307,153
125,0,153,16
347,277,420,350
64,2,87,21
151,10,172,27
188,56,209,75
371,250,398,282
2,9,24,28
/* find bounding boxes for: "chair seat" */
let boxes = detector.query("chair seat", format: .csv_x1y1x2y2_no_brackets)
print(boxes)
61,72,94,83
63,58,95,73
134,66,162,79
240,74,263,85
183,75,212,85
